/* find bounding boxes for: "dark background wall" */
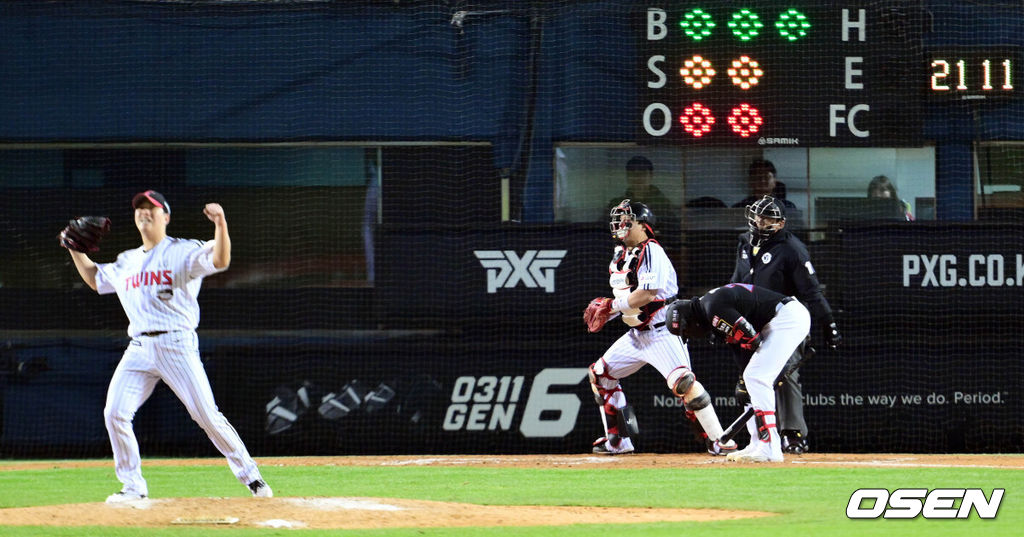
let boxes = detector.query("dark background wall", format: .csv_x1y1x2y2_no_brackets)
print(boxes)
3,1,1022,219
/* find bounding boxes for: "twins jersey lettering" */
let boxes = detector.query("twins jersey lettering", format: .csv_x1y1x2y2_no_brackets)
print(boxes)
124,270,173,289
95,238,222,337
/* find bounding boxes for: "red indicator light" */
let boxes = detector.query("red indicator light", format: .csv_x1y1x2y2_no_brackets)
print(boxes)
679,103,715,137
728,103,763,137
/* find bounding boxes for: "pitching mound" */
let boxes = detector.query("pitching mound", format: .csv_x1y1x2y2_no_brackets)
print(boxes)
0,497,775,529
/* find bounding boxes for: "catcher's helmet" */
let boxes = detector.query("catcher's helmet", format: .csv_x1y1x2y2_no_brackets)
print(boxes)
609,199,656,240
746,195,786,247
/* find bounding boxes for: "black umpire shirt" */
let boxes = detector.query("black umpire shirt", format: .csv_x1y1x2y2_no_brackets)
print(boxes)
730,229,833,325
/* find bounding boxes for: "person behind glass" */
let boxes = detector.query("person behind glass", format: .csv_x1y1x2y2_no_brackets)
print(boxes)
608,157,679,245
867,175,914,221
608,157,674,218
729,195,841,454
732,159,797,212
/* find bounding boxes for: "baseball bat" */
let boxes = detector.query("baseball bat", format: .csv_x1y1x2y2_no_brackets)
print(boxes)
717,341,816,444
719,406,754,444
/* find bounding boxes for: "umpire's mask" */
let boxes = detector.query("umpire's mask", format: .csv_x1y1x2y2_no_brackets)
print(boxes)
746,195,786,248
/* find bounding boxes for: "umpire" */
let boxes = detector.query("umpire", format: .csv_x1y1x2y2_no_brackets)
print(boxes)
730,195,841,453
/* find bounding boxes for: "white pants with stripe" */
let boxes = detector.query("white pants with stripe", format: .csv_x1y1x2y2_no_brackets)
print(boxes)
103,331,262,496
596,325,691,409
744,301,812,417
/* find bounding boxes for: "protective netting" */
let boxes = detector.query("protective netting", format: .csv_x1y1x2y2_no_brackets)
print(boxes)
0,1,1021,458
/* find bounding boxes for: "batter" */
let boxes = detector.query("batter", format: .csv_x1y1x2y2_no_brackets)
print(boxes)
64,190,271,502
666,283,812,463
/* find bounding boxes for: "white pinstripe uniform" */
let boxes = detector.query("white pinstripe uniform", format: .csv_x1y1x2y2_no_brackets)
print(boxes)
95,237,263,497
592,240,688,452
600,240,681,378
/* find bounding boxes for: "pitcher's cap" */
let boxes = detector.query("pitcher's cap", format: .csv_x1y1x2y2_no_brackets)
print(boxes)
132,190,170,214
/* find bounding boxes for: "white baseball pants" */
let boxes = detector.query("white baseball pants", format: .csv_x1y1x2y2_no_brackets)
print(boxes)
743,300,811,424
103,331,262,496
596,325,691,408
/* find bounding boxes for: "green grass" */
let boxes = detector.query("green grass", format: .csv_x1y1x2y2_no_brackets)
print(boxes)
0,459,1020,536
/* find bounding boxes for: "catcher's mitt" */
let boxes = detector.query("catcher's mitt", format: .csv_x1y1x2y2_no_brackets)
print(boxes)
59,216,111,253
583,297,614,333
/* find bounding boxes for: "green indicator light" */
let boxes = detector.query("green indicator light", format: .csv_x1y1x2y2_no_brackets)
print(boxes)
679,8,716,41
775,9,811,41
728,9,763,41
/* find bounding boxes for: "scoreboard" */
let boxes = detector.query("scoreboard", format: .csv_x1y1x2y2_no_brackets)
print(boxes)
639,1,925,146
928,48,1020,100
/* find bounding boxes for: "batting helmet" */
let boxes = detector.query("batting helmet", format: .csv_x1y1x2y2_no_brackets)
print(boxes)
609,199,656,240
666,298,708,340
746,195,786,247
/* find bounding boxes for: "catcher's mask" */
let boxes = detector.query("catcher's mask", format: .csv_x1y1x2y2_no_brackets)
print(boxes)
746,195,785,247
609,199,656,240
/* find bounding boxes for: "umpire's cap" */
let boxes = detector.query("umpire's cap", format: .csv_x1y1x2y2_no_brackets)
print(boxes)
132,190,170,214
747,195,785,220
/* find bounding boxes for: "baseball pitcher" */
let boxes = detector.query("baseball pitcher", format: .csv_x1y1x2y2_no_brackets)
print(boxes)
61,190,272,502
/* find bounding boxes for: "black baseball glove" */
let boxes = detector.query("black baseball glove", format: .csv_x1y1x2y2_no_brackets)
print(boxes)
58,216,111,253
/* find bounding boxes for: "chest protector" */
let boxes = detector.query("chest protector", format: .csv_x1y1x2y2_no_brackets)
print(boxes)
608,243,664,328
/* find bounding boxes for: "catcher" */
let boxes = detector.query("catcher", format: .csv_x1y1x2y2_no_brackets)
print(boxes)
583,199,735,455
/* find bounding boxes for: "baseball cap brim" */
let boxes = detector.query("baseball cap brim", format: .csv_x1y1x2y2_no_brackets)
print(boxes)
132,190,170,214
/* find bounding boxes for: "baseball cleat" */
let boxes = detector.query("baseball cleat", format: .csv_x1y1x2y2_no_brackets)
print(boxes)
248,479,273,498
105,491,147,504
726,441,783,463
707,438,738,456
725,441,761,461
781,431,809,454
591,436,635,455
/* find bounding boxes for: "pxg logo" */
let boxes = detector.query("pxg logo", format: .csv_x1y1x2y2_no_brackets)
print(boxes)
474,250,567,293
847,488,1004,519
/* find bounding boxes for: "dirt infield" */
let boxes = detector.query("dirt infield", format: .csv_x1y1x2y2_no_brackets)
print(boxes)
1,453,1021,529
0,497,775,529
3,452,1022,473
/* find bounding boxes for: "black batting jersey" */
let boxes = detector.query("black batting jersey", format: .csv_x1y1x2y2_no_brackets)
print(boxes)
730,229,832,323
697,283,789,336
